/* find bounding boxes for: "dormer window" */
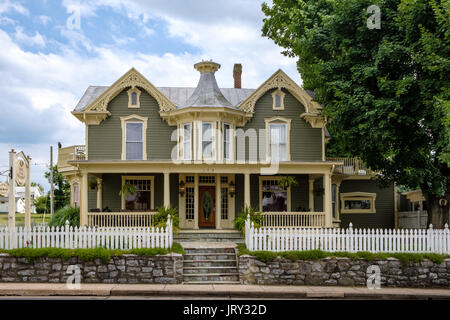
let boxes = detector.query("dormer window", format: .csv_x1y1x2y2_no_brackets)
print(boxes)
127,87,141,108
272,88,285,110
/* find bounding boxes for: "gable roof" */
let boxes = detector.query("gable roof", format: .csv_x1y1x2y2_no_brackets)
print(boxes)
74,86,255,112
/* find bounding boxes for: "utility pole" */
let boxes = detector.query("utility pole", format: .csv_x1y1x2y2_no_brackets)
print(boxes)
50,146,54,217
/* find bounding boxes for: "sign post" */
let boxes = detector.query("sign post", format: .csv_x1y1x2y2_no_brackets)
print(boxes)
8,149,16,229
8,149,31,230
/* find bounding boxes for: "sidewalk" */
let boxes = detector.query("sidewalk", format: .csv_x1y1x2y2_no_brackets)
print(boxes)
0,283,449,299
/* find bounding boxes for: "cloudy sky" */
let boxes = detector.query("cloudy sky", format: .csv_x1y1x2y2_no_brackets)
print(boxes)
0,0,300,193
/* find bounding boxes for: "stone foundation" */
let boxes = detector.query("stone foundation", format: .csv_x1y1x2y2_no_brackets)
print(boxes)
239,255,450,288
0,253,183,284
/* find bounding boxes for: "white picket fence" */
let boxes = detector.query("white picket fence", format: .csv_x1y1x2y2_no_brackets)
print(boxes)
0,216,173,250
245,217,450,254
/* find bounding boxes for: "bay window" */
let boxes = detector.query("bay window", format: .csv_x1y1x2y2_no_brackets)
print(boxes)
202,122,213,159
183,123,191,160
223,123,231,160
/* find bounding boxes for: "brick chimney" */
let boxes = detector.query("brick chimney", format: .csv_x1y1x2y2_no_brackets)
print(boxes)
233,63,242,89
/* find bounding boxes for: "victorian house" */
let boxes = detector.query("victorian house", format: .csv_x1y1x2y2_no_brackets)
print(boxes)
57,60,396,230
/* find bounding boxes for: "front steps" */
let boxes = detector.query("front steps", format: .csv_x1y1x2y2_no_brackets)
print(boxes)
181,243,240,284
175,231,244,243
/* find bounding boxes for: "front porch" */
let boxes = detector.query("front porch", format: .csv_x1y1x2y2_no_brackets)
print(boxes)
67,170,337,229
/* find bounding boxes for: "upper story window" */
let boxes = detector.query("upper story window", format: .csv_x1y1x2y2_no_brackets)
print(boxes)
272,88,285,110
265,117,291,162
127,87,141,108
202,122,213,159
120,114,148,160
126,122,144,160
223,123,231,160
183,123,191,160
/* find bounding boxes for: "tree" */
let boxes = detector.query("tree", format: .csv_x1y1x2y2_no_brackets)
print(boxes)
45,165,70,212
33,195,48,214
262,0,449,227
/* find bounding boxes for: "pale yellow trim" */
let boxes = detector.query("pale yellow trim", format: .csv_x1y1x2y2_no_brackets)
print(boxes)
127,87,141,109
340,192,377,214
271,88,285,110
265,117,292,162
237,69,322,115
120,114,148,160
85,125,89,160
121,175,155,210
83,68,175,114
258,176,291,212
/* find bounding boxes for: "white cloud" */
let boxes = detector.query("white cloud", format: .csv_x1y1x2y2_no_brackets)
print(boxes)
38,15,51,26
0,0,29,15
14,26,46,48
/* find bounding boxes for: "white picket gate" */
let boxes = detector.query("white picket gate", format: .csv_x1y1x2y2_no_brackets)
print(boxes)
0,216,173,250
245,216,450,254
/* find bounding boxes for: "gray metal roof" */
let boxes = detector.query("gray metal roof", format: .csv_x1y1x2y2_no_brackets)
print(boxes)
73,85,255,112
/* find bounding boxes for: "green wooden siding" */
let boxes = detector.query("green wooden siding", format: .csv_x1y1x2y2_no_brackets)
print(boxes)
88,88,176,160
339,179,395,228
238,89,323,162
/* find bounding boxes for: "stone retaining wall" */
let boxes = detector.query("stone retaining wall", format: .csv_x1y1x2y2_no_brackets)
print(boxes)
239,255,450,288
0,253,183,284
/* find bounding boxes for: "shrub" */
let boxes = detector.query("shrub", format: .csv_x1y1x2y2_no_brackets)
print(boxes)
234,206,262,234
154,205,179,232
48,205,80,227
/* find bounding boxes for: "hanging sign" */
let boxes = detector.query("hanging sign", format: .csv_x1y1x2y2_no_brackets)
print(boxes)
14,158,27,186
0,182,8,197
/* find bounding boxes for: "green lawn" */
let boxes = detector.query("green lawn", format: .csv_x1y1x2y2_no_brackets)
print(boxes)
0,213,50,227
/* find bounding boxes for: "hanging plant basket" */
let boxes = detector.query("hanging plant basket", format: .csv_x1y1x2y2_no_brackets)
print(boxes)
119,182,136,197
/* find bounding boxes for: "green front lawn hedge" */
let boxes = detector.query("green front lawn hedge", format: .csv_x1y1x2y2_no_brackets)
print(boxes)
237,244,450,267
0,242,185,263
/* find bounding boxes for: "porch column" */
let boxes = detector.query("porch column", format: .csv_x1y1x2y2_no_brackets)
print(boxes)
25,156,31,229
308,176,315,211
96,178,102,210
216,173,221,229
164,172,170,207
323,173,332,227
244,173,250,208
193,174,199,229
80,171,88,227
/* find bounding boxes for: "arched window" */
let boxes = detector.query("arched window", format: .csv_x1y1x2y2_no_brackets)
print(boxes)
272,88,285,110
127,87,141,108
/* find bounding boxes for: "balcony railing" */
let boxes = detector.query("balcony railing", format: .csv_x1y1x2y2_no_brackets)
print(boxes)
87,211,157,228
327,157,374,175
58,145,86,170
261,212,326,228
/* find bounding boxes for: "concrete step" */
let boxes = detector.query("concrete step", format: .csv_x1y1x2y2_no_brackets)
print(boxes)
183,260,237,268
183,253,236,261
183,266,238,274
183,273,240,283
183,247,236,254
175,232,244,243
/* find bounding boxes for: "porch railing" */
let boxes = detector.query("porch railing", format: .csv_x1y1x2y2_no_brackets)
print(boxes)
58,145,86,170
87,211,157,228
327,157,374,175
261,212,326,228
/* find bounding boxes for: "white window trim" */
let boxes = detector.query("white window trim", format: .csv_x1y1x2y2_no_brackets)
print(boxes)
340,192,377,214
259,176,291,212
223,122,233,161
181,122,192,161
272,88,285,110
265,117,291,162
120,114,148,160
201,121,214,161
127,87,141,108
121,176,154,210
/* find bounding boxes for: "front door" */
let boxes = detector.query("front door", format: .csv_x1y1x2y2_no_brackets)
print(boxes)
199,186,215,228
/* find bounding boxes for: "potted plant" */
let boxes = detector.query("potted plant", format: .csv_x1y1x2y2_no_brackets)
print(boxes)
154,205,180,233
234,206,263,235
119,181,136,197
278,176,298,189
